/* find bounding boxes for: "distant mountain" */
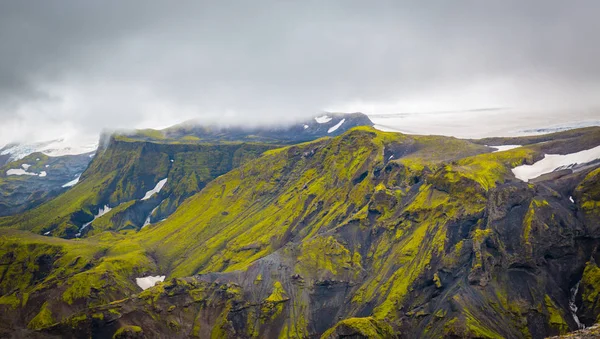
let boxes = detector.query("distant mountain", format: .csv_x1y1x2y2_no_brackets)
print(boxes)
124,112,373,144
0,152,92,216
0,137,98,168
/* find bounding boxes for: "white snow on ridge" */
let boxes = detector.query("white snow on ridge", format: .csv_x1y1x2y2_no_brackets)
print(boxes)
142,178,168,200
512,145,600,182
328,119,346,134
489,145,522,153
38,171,47,177
62,174,81,188
0,137,98,162
6,168,36,176
315,115,332,124
21,164,31,170
95,205,112,219
303,124,309,129
136,275,165,290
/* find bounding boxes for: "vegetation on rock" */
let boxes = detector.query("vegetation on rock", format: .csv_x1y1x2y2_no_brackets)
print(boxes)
1,126,599,338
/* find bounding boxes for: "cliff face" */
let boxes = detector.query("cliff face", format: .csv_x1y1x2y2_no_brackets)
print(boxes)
1,126,600,338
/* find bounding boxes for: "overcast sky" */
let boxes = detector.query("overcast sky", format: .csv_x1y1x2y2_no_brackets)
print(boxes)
1,1,600,144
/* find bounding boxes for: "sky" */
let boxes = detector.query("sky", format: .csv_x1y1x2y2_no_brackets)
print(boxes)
1,1,600,145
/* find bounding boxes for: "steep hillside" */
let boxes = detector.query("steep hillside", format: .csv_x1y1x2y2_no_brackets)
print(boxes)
0,113,374,238
0,136,277,238
1,126,600,338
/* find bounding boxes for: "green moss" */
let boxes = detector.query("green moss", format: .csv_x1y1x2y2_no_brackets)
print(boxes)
68,314,88,327
108,308,121,316
544,295,569,334
581,260,600,321
321,317,395,338
576,167,600,219
92,312,104,320
62,272,102,304
0,293,21,309
433,272,442,288
265,281,289,302
295,236,356,279
522,199,550,246
458,305,505,339
27,302,54,330
113,325,143,338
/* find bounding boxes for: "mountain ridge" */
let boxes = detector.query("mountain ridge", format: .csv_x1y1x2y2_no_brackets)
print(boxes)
0,126,599,338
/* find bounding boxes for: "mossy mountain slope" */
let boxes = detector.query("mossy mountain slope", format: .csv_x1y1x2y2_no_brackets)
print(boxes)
2,126,600,338
0,136,277,238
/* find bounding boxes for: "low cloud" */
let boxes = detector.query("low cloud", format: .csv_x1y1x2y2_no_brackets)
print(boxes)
1,1,599,144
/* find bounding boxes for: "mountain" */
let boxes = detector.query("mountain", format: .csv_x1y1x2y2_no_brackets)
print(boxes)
0,138,98,168
0,137,97,217
148,112,372,144
115,113,373,144
0,113,373,238
0,152,93,217
1,125,599,338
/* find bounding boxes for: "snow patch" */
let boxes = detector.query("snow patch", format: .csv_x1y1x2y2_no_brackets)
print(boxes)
315,115,332,124
489,145,522,153
62,174,81,188
77,205,112,236
303,124,309,129
142,178,168,200
45,165,49,168
136,275,165,290
570,196,575,204
6,169,36,176
512,145,600,182
43,231,50,236
7,163,48,177
95,205,112,219
327,119,346,133
142,205,161,228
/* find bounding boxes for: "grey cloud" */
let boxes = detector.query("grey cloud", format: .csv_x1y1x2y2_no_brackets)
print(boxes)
1,1,599,144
